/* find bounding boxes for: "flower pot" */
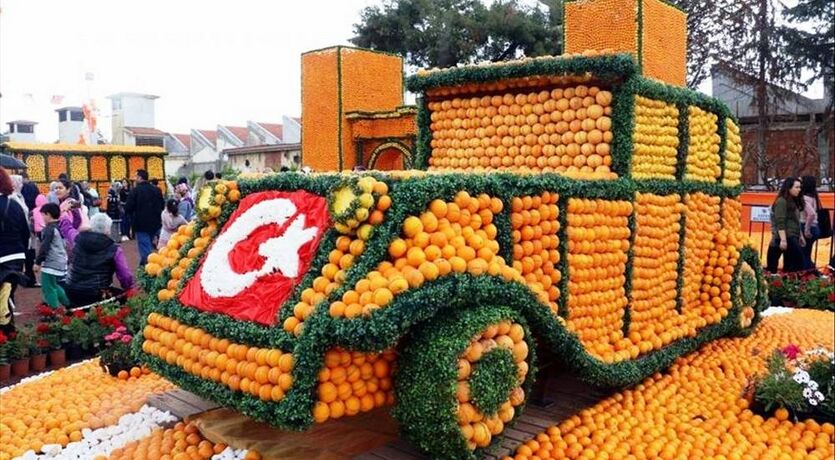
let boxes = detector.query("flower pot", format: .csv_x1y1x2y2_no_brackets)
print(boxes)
48,349,66,367
65,343,85,360
10,358,30,377
0,363,10,382
30,353,47,372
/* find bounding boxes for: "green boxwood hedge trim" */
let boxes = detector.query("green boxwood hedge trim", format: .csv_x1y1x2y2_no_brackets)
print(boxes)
392,305,536,460
405,54,638,94
674,195,687,314
470,348,520,416
414,96,432,170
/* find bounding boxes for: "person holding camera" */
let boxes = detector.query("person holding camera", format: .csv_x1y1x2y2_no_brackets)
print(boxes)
54,179,89,233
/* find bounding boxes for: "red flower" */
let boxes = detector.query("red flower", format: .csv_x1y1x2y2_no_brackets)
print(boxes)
116,307,131,319
36,338,49,349
37,305,54,317
770,278,783,288
61,316,72,325
36,323,50,334
73,310,86,319
0,331,7,345
781,344,801,360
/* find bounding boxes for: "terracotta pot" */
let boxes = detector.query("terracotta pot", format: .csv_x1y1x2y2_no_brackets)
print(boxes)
10,358,30,377
48,349,66,367
0,363,10,382
30,353,47,372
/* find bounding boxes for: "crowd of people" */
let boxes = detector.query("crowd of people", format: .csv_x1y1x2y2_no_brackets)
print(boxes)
0,165,207,334
766,175,833,275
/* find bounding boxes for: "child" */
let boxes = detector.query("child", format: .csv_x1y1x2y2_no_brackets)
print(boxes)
34,203,70,308
158,199,188,249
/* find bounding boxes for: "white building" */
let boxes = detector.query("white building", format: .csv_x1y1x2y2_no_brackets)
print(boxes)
56,107,85,144
5,120,38,143
108,92,159,145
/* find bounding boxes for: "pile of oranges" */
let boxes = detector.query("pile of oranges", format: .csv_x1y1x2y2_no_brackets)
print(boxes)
69,156,88,181
722,198,744,242
47,155,67,178
105,421,262,460
682,193,722,318
632,96,679,180
505,310,835,460
25,154,46,181
456,320,529,451
330,176,390,235
90,156,108,181
142,313,295,403
0,360,173,459
426,85,618,179
110,156,127,180
629,193,687,352
564,198,633,362
685,106,721,182
329,191,550,319
287,177,391,335
723,119,743,186
510,193,562,314
313,348,396,423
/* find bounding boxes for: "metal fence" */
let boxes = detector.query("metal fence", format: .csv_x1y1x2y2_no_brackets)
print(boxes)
743,203,835,267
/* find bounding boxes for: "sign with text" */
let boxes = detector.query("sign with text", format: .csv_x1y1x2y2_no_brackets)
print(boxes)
750,206,771,223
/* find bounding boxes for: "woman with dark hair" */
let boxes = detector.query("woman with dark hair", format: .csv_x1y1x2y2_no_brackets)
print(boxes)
0,167,30,333
799,176,821,270
54,179,89,231
158,198,187,249
766,177,806,273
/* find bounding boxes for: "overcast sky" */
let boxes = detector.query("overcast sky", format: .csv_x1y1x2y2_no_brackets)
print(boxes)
0,0,378,141
0,0,824,143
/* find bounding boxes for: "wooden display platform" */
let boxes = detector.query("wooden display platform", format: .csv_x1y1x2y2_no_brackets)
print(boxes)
148,369,612,459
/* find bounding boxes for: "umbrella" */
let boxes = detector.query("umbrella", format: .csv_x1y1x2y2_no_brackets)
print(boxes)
0,153,27,170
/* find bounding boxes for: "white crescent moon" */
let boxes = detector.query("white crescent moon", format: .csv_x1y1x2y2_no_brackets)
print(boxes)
199,198,318,298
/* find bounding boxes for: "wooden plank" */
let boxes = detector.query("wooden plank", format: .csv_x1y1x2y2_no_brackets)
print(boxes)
147,392,205,420
502,428,530,443
353,453,387,460
386,439,428,458
519,414,554,429
166,388,220,412
511,421,542,435
360,445,421,460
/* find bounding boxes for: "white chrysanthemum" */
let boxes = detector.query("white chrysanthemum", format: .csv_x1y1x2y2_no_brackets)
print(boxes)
803,387,814,399
814,391,825,402
793,370,810,384
809,398,819,406
807,380,819,391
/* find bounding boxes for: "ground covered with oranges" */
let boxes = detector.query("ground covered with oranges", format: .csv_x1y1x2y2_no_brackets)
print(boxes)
1,309,832,460
505,309,834,460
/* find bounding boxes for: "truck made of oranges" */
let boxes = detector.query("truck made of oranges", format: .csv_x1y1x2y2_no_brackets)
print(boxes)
136,2,769,458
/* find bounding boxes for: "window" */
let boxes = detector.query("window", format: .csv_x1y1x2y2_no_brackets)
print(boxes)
16,124,34,134
70,111,84,121
59,111,68,122
135,136,163,147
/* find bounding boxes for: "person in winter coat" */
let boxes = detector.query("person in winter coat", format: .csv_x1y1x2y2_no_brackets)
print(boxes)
58,213,134,308
0,167,30,333
34,203,70,308
105,181,123,242
124,169,164,266
174,183,195,221
766,177,806,273
158,199,188,249
20,172,39,212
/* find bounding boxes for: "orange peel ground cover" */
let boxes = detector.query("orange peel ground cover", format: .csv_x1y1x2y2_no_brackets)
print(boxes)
0,360,174,459
505,310,835,460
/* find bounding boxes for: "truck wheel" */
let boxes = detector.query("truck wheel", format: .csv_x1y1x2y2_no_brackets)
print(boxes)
393,306,536,460
731,247,767,335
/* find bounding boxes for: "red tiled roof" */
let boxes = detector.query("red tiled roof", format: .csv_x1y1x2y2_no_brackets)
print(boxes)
198,130,217,145
124,126,165,136
258,122,283,140
224,126,249,143
172,133,190,149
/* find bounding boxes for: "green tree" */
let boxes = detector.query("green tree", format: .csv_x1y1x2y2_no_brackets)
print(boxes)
669,0,725,89
781,0,834,184
350,0,563,69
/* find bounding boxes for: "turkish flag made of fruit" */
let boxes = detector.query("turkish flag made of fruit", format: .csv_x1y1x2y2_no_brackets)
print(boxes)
179,190,330,325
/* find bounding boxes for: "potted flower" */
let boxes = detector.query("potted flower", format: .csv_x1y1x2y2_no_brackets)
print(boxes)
99,326,138,376
39,321,68,367
0,331,10,382
64,315,92,359
752,345,835,423
7,331,31,377
29,323,51,372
